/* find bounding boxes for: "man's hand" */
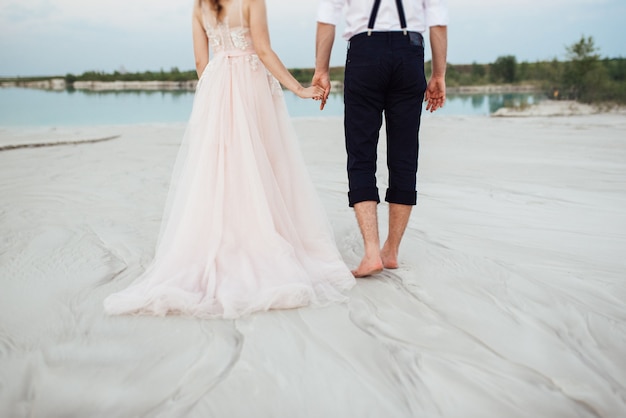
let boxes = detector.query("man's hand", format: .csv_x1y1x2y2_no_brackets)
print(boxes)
425,75,446,112
314,22,336,111
426,25,447,113
312,71,331,110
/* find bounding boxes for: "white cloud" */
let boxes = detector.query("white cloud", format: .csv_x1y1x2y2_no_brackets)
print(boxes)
1,0,191,32
0,0,624,75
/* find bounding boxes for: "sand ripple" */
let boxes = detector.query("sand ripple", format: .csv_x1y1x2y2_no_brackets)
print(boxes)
1,117,625,417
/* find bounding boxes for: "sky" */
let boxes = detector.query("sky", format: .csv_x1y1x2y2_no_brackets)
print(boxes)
0,0,625,77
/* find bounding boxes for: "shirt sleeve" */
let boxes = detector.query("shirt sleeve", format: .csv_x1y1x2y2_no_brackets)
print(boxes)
424,0,449,27
317,0,344,25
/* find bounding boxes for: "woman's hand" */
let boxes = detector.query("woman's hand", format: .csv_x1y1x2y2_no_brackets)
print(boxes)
296,85,325,101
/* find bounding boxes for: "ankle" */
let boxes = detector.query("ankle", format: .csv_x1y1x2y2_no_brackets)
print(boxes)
382,241,399,254
364,247,382,260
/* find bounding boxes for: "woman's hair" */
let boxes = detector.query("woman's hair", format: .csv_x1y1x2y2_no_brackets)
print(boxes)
198,0,225,21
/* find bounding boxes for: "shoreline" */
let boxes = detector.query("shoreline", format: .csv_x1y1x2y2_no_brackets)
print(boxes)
1,78,540,94
446,84,539,94
492,99,626,117
0,78,199,91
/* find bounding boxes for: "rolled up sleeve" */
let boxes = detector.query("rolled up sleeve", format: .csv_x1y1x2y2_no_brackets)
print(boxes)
424,0,449,27
317,0,344,25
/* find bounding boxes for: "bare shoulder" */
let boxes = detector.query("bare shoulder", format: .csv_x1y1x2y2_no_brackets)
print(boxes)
247,0,265,10
192,0,202,18
241,0,254,22
247,0,268,18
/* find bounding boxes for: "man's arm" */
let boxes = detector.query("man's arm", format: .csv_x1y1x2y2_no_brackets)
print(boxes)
313,22,336,110
425,25,447,112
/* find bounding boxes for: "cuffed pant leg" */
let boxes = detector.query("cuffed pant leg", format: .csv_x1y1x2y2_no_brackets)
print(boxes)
384,46,426,206
344,42,387,207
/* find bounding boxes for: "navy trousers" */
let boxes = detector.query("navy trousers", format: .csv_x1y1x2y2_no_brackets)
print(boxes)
344,31,427,207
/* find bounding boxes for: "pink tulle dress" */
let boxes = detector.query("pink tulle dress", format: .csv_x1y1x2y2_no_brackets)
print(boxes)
103,0,355,318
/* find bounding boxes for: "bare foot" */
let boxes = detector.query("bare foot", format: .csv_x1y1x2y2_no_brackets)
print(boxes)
351,255,384,278
381,245,399,269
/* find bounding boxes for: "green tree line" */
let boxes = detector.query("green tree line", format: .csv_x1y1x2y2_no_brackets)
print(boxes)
64,67,198,83
60,66,347,85
3,36,623,104
440,36,625,103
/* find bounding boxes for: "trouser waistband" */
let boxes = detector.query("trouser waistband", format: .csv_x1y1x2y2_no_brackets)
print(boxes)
348,31,424,48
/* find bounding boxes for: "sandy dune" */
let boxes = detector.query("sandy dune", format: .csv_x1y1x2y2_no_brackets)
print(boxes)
1,114,625,417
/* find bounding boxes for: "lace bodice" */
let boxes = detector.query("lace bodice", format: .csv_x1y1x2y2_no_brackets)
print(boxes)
201,1,254,55
199,0,281,96
206,23,254,54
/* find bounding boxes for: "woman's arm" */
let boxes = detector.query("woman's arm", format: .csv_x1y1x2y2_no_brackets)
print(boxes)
192,4,209,79
248,0,322,99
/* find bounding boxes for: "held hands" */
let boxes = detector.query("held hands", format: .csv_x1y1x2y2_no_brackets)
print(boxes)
296,85,326,101
425,76,446,113
311,71,331,110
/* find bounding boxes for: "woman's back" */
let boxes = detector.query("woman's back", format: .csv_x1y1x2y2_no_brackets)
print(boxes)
200,0,255,55
192,0,322,98
104,0,354,319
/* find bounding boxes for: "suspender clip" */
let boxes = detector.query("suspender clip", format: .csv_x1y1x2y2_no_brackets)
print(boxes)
368,0,409,37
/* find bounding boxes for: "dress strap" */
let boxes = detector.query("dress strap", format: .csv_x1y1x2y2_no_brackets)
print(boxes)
200,1,210,31
238,0,245,27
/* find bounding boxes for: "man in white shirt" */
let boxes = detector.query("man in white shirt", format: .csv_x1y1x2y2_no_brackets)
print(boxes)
313,0,448,277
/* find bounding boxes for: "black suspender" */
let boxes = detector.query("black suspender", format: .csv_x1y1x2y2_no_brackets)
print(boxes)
367,0,382,35
395,0,408,34
367,0,408,36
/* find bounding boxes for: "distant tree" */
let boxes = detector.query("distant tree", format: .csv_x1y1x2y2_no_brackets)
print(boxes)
566,35,599,61
538,58,565,86
490,55,517,83
444,63,464,86
563,35,607,101
603,58,626,82
471,62,486,81
329,66,345,82
424,60,432,77
517,61,530,81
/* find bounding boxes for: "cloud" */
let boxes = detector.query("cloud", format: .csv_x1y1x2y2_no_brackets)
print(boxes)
0,0,191,33
448,0,612,23
0,0,624,75
0,0,317,32
1,0,57,22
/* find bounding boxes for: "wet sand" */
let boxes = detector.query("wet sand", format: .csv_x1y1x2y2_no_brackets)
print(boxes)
1,112,625,417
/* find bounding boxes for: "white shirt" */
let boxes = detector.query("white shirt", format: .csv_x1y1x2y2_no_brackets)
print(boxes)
317,0,449,40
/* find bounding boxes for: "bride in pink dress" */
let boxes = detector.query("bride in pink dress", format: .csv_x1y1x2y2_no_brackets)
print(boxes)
103,0,355,318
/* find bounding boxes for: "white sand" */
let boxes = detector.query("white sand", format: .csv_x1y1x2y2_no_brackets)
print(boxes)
1,111,625,417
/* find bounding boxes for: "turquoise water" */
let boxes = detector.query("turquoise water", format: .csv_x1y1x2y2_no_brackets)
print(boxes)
0,87,544,126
